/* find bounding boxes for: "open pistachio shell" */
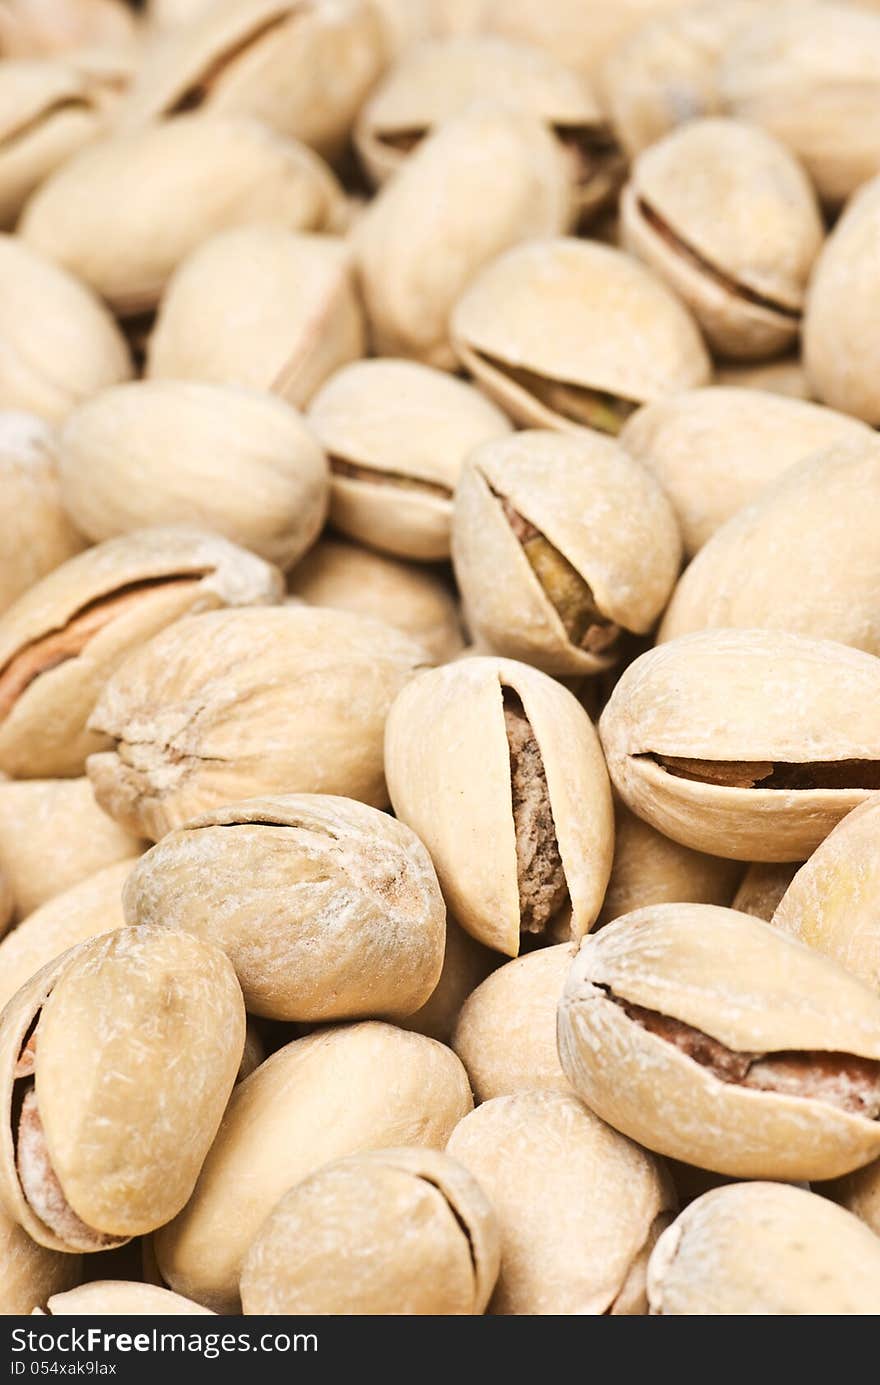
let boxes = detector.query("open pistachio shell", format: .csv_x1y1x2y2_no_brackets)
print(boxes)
600,628,880,861
559,904,880,1180
0,413,85,616
39,1281,215,1316
241,1147,499,1315
0,59,102,227
0,1201,81,1315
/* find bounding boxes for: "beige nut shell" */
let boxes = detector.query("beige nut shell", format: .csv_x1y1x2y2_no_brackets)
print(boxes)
40,1281,215,1316
0,412,85,616
385,656,614,955
558,904,880,1180
447,1089,675,1315
730,861,798,923
401,917,497,1044
0,1202,81,1316
823,1158,880,1239
479,0,692,81
240,1147,500,1315
599,628,880,861
0,0,137,57
713,353,811,401
0,59,102,228
155,1021,474,1312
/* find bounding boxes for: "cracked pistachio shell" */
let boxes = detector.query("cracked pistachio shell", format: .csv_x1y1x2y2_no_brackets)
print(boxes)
713,353,811,400
621,118,823,360
155,1021,473,1312
451,238,710,432
19,115,345,316
719,2,880,206
478,0,692,80
0,1203,81,1316
659,439,880,652
452,429,682,676
0,0,136,57
148,228,364,408
0,778,142,922
122,793,446,1022
804,174,880,426
731,861,798,922
0,236,131,424
385,657,614,956
58,382,328,569
448,1089,675,1315
648,1183,880,1315
452,943,572,1102
241,1147,499,1315
307,359,512,561
823,1158,880,1239
0,526,284,779
0,925,246,1251
354,104,572,370
288,538,464,664
38,1281,214,1316
619,387,870,557
0,860,132,1012
87,606,429,840
559,904,880,1180
599,629,880,861
0,413,85,616
0,60,102,227
122,0,386,163
401,917,497,1044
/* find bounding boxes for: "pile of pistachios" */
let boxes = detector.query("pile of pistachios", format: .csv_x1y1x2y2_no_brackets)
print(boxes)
1,0,880,1319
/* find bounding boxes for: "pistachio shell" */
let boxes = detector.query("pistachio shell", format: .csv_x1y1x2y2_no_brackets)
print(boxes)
0,60,102,227
41,1281,215,1315
648,1183,880,1314
240,1148,499,1315
731,861,799,922
0,0,136,57
401,917,497,1044
155,1021,473,1312
478,0,692,80
559,904,880,1180
385,656,614,955
599,628,880,860
823,1158,880,1238
713,353,811,400
447,1089,675,1315
0,413,85,615
0,1202,80,1315
147,0,212,28
58,382,328,569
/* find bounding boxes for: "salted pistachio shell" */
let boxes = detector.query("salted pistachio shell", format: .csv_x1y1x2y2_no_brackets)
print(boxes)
599,629,880,861
59,382,328,569
0,526,284,779
354,104,572,371
478,0,692,80
122,0,386,163
307,359,511,561
621,118,822,360
559,904,880,1180
87,606,429,840
451,238,710,433
0,413,84,616
0,778,142,922
19,115,345,316
0,1202,80,1315
0,0,136,57
823,1158,880,1238
731,861,799,922
713,353,811,400
241,1147,499,1315
0,60,102,227
452,429,681,675
155,1021,473,1312
401,917,497,1044
149,229,363,407
288,538,464,663
385,656,614,955
0,235,131,424
123,793,446,1022
648,1183,880,1314
659,439,880,652
448,1089,675,1315
619,388,870,557
40,1281,214,1316
0,925,246,1252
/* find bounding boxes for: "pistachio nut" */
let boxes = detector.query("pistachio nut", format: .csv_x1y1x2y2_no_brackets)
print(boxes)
287,538,464,664
0,778,142,922
0,413,84,616
451,238,710,434
147,0,212,29
237,1023,265,1085
447,1089,675,1315
452,943,572,1102
619,387,870,557
122,0,386,163
599,628,880,861
155,1021,473,1312
621,118,823,360
58,381,328,569
0,0,137,57
87,606,429,839
19,115,345,316
559,904,880,1180
0,60,103,228
478,0,693,81
0,235,131,423
401,918,497,1045
240,1148,499,1315
0,924,246,1252
451,429,682,675
353,104,572,370
648,1182,880,1314
713,353,811,400
0,527,284,779
731,861,799,923
37,1281,215,1316
0,1201,81,1316
822,1158,880,1239
123,793,445,1021
148,228,364,408
307,358,512,561
385,656,614,955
